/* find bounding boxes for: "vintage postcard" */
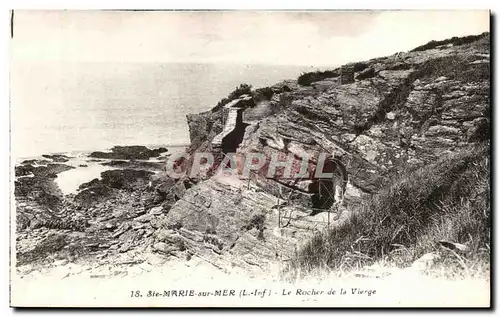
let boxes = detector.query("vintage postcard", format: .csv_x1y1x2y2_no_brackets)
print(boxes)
9,10,491,307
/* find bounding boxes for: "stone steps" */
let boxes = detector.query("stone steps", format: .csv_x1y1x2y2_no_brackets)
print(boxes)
212,108,240,147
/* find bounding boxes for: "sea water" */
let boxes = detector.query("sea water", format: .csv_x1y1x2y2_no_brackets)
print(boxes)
11,62,311,158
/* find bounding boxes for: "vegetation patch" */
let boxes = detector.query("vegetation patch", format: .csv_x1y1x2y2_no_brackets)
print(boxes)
297,70,339,86
411,32,489,52
290,144,490,277
251,86,274,102
211,83,253,112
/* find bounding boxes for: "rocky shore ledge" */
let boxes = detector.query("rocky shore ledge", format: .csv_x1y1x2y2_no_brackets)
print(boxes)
14,32,490,280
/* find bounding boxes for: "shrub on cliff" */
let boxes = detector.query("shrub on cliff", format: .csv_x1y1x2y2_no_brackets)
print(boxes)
291,144,490,276
297,70,339,86
228,83,252,100
410,32,489,52
212,83,253,112
351,62,369,72
251,86,274,102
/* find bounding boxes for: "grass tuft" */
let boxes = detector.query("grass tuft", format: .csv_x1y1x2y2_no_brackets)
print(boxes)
289,144,490,277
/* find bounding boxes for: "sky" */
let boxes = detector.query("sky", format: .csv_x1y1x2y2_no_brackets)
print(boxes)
8,10,491,157
11,10,490,67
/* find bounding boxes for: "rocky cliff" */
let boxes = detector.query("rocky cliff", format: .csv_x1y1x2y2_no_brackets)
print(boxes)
169,32,489,274
14,32,490,279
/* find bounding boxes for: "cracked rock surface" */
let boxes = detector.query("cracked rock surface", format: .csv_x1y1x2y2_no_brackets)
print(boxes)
14,33,490,279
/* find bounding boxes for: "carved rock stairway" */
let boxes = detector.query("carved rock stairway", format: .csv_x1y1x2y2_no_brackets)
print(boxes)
212,108,241,165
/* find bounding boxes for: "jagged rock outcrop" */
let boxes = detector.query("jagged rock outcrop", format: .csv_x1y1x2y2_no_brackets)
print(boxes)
15,160,77,230
172,33,490,272
155,178,343,275
15,166,184,267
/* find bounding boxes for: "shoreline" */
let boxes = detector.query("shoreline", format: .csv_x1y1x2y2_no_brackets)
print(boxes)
13,143,190,163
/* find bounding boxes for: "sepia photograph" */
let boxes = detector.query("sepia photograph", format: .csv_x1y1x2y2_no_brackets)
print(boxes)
9,9,491,307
